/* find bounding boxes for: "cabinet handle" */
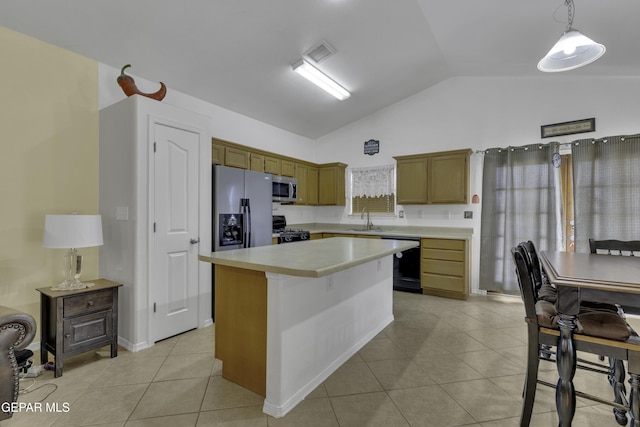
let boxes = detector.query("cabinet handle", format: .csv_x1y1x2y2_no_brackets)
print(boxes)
65,334,71,339
88,301,94,306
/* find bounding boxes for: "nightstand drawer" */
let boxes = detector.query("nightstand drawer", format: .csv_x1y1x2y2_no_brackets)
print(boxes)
64,290,113,317
63,310,112,353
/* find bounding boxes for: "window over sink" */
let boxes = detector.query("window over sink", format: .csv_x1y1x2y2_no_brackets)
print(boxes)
349,165,395,216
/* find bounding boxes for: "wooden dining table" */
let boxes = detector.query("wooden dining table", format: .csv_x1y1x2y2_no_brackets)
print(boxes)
539,250,640,427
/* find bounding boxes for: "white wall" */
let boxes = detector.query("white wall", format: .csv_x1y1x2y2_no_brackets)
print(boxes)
312,75,640,291
99,63,321,225
99,63,316,162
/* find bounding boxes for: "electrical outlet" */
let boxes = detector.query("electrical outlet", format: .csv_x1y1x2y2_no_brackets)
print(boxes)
116,206,129,221
464,211,473,219
398,210,404,218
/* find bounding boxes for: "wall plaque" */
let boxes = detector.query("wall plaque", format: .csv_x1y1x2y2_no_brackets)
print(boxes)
364,139,380,155
541,118,595,138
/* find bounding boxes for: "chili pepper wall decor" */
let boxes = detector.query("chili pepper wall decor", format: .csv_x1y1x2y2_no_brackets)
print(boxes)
117,64,167,101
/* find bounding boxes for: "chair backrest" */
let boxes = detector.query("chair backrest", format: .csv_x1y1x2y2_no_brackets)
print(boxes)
511,245,538,322
520,241,544,294
589,238,640,256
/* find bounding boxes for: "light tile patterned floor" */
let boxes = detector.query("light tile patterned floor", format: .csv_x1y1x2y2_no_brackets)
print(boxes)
4,291,637,426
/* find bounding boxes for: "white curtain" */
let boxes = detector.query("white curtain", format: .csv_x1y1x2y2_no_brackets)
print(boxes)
351,165,395,198
572,134,640,252
479,143,563,294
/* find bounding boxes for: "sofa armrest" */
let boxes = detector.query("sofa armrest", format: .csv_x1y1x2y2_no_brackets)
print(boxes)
0,306,37,421
0,306,37,350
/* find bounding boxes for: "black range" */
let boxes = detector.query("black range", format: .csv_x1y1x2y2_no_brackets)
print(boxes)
272,215,310,244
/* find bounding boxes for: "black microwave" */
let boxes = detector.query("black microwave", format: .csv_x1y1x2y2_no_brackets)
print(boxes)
272,176,297,203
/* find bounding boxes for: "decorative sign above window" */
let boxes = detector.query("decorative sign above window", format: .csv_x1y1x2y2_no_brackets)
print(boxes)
364,139,380,155
541,118,595,138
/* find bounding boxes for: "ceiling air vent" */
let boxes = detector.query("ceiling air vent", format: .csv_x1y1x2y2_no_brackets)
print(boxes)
304,41,335,63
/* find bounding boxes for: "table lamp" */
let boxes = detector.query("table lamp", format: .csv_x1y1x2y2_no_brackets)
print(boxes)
43,214,103,290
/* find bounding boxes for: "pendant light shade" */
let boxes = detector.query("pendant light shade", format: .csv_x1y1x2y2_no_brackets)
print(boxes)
538,29,605,72
538,0,605,72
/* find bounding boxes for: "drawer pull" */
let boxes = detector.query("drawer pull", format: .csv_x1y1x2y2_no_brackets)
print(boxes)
87,301,94,306
65,334,71,339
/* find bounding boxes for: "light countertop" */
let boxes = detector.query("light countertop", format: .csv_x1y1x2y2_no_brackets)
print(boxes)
199,237,418,278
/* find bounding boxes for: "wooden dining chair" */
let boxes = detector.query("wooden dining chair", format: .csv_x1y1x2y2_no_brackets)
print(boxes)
589,238,640,256
589,238,640,317
512,244,640,427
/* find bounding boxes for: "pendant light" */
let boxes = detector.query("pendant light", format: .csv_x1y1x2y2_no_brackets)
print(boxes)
538,0,605,72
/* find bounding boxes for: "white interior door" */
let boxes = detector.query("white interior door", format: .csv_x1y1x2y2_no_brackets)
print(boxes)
152,122,200,341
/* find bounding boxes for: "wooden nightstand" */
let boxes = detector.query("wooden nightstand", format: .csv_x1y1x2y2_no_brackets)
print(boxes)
37,279,122,377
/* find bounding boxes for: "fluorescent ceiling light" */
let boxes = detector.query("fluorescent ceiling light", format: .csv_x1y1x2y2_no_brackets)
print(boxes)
292,59,351,100
537,0,605,72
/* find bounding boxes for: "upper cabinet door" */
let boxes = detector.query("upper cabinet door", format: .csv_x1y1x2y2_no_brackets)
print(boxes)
396,157,428,204
281,160,295,177
224,147,249,169
264,156,281,175
318,164,346,206
250,153,265,172
428,152,469,204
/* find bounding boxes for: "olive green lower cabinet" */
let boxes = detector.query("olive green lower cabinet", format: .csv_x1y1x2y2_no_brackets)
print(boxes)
421,238,468,300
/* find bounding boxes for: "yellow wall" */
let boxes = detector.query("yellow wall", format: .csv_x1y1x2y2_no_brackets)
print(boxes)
0,27,99,322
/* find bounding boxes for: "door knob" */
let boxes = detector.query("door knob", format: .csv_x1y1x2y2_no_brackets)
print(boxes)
190,238,200,245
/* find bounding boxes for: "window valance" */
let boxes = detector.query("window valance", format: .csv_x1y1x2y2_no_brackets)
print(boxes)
351,164,395,198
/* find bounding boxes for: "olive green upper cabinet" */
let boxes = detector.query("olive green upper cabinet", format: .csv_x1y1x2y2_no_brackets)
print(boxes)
209,138,345,206
264,156,281,175
224,147,250,169
295,163,319,205
281,160,295,177
394,149,472,205
250,153,265,172
295,163,308,204
428,151,470,204
395,155,428,204
307,166,318,205
318,163,347,206
212,140,224,165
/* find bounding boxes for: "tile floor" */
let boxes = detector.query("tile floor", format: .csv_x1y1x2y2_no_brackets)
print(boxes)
4,291,638,427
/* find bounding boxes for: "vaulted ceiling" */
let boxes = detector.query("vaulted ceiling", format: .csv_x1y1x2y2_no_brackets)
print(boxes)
2,0,640,139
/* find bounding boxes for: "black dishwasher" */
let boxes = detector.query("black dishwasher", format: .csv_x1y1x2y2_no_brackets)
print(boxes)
381,236,422,293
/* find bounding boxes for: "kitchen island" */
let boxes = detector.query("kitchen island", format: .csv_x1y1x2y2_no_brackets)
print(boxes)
199,237,418,417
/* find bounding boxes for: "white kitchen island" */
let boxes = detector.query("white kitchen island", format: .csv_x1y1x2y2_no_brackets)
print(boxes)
199,237,418,417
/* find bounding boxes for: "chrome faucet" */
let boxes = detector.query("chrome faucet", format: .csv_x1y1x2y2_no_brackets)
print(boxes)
361,207,374,230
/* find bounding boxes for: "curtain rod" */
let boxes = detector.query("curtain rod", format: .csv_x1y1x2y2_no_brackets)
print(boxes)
474,133,640,154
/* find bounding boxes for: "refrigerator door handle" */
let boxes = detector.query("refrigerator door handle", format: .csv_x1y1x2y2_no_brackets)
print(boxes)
246,199,252,248
240,198,248,248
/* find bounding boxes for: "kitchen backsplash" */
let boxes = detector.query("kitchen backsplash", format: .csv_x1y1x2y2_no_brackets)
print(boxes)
274,202,478,228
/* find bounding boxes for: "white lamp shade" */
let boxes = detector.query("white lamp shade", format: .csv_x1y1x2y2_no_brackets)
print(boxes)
43,214,104,249
538,29,606,72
